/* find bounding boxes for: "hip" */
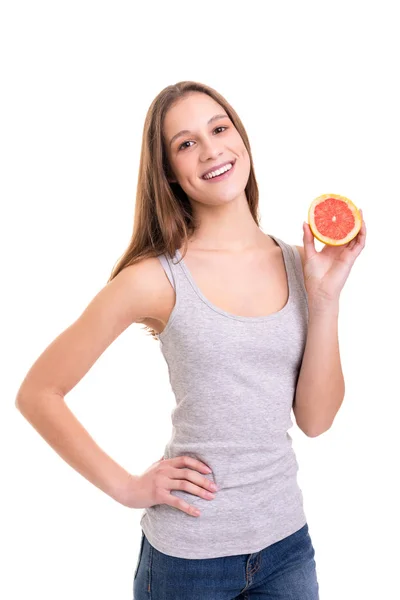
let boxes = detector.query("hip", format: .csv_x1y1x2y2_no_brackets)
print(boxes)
133,522,319,599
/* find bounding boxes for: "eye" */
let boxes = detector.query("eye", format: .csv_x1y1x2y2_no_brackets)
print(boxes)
214,126,227,135
178,126,228,151
178,140,194,151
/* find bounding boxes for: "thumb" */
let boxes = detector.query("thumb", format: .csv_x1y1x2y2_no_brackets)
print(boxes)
303,221,317,259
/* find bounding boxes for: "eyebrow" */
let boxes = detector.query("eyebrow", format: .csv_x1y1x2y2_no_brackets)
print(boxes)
169,113,229,147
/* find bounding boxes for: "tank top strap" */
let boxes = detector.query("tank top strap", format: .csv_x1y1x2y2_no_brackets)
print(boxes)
156,249,193,301
268,234,308,306
290,244,308,305
157,253,176,289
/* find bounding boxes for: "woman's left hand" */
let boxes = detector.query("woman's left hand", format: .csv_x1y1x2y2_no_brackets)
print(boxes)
302,209,366,305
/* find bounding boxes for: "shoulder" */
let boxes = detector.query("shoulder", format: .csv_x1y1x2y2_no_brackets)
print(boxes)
268,233,305,273
112,255,172,324
15,256,170,401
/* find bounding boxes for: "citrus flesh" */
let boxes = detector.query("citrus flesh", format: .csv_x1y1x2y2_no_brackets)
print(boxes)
308,194,362,246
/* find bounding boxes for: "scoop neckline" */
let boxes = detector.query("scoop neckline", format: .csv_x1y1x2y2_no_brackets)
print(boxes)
174,234,294,323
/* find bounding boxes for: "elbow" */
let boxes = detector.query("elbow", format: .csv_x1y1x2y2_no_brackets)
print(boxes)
15,389,50,413
15,396,32,417
15,389,65,412
302,421,333,437
15,394,25,411
15,388,32,411
304,428,326,438
295,411,334,437
15,383,31,410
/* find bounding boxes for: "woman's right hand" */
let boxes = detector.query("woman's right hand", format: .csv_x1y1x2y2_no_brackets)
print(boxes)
120,455,218,517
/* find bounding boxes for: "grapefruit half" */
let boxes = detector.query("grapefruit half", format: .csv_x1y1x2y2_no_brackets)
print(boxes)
308,194,362,246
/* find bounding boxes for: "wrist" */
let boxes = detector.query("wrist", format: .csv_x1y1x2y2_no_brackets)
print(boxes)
308,295,340,317
109,470,137,506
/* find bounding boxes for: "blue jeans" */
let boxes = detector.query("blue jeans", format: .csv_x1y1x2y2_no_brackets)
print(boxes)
133,523,319,599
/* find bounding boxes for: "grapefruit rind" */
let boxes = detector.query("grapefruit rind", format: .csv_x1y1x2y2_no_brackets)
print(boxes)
308,194,362,246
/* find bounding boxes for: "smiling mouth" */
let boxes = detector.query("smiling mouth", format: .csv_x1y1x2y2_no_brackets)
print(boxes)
201,159,236,181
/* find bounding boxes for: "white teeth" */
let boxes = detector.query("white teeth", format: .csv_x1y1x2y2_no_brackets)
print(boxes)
203,162,233,180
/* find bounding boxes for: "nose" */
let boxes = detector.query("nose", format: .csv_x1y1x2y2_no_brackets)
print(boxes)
199,141,223,163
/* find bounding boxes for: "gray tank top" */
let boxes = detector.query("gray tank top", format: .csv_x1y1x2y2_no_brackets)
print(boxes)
140,234,309,559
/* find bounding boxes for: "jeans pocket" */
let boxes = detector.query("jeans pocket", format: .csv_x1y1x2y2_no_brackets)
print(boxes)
133,530,145,580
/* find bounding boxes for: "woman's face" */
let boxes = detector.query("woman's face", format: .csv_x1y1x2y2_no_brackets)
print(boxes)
163,92,251,206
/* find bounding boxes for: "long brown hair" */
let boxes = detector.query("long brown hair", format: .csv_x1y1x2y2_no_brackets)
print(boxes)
107,81,261,339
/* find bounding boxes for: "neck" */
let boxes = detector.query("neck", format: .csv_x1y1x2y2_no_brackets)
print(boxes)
187,194,266,252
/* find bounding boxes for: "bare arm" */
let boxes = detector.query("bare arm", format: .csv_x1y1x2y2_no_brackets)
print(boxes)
293,245,345,437
293,303,345,437
15,258,163,505
17,392,134,503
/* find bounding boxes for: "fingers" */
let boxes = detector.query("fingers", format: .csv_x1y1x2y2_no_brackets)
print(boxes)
350,208,366,256
175,455,212,474
167,495,201,517
159,456,217,518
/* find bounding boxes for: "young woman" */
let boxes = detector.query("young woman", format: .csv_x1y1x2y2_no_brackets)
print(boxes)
16,81,366,599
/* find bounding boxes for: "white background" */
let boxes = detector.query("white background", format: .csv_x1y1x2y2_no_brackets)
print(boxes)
2,1,399,598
